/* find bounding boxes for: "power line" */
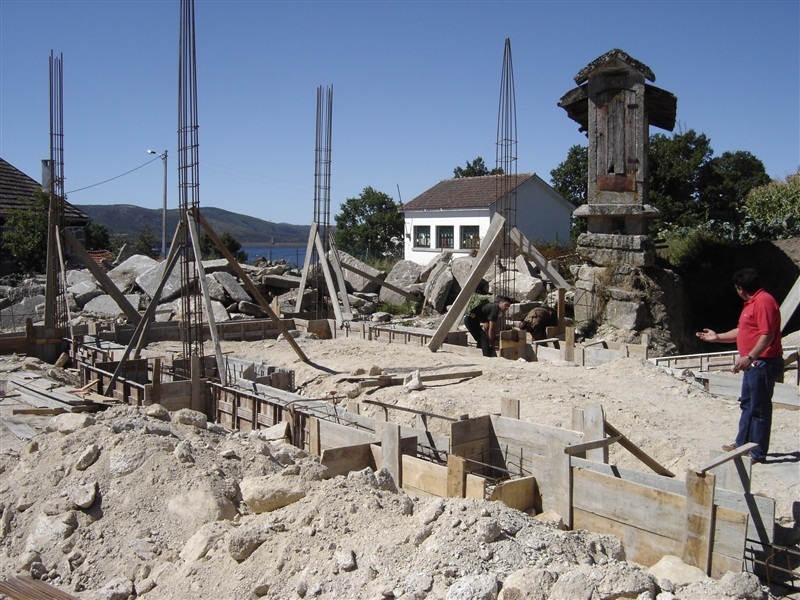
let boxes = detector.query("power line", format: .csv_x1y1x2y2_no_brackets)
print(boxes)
66,156,160,194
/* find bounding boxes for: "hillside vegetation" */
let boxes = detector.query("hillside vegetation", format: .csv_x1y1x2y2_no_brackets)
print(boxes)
75,204,310,245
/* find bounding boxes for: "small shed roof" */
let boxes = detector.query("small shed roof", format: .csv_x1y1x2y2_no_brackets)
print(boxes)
0,157,90,223
401,174,535,212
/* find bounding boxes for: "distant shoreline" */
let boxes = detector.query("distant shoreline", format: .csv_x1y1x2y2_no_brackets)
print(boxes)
241,241,307,248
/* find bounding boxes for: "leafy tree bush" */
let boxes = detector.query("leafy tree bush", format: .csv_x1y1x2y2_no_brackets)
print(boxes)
741,172,800,239
199,231,248,262
549,145,588,240
2,190,49,273
134,225,160,258
334,187,403,261
453,157,503,178
85,223,112,251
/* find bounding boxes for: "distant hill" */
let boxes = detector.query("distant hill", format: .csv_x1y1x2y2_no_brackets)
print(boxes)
75,204,310,245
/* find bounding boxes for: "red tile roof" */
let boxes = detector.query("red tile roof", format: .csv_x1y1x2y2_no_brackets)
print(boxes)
401,174,535,211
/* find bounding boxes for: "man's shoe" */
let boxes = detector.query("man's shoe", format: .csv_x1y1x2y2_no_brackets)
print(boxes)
749,454,764,464
721,443,737,452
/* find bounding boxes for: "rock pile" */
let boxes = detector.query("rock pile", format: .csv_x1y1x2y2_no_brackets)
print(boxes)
0,402,767,599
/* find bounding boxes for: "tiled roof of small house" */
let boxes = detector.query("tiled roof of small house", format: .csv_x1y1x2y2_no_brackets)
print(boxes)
401,174,535,211
0,157,90,223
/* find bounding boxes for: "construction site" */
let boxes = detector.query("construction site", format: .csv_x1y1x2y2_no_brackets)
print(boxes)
1,2,799,599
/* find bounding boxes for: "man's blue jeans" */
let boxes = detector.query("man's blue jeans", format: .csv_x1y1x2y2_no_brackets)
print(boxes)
736,358,783,460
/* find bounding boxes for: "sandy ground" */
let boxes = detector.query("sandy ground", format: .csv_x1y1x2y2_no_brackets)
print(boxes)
189,332,800,529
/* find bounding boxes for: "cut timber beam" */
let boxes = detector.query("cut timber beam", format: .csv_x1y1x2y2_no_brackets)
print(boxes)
780,274,800,332
508,226,570,289
194,208,308,362
428,213,505,352
339,262,418,302
604,420,674,477
696,443,757,474
63,229,141,325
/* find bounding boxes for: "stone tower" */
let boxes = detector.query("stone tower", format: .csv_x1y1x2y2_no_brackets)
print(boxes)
559,48,677,267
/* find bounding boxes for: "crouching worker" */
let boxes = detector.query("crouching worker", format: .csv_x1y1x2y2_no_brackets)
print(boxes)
518,305,558,341
464,297,512,357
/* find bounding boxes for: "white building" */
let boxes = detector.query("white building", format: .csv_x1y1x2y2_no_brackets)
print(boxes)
401,173,573,265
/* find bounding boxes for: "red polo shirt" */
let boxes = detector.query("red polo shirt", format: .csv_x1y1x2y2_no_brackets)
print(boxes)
737,289,782,359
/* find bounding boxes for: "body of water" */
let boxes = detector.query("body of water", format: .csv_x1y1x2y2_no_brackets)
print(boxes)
243,245,307,267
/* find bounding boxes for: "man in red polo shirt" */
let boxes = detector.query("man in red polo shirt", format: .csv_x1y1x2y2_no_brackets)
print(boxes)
696,268,783,463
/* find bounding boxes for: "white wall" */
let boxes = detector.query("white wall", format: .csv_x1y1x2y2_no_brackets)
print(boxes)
403,209,490,265
514,176,573,244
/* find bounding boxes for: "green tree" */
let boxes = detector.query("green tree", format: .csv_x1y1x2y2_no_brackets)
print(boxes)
199,231,248,262
2,189,49,273
85,223,112,251
453,156,504,178
134,224,159,258
648,129,714,229
334,187,404,260
550,145,588,208
742,171,800,238
701,151,770,223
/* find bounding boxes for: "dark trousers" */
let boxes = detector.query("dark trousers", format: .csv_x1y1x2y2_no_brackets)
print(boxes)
464,315,495,357
737,357,783,460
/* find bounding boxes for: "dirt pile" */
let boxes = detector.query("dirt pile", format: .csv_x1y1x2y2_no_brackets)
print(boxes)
0,394,769,599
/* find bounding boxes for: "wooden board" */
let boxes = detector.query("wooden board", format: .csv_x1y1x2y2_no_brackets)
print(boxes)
320,443,375,478
573,467,686,541
683,469,715,573
489,476,538,513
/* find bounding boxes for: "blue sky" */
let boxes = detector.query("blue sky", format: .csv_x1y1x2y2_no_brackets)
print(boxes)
1,0,798,227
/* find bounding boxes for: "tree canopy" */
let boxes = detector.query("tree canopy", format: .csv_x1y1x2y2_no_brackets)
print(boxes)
549,129,771,237
334,187,404,261
199,231,248,263
1,189,49,273
453,157,504,178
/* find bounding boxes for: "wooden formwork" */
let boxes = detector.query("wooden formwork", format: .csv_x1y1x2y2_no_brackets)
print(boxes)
63,342,776,580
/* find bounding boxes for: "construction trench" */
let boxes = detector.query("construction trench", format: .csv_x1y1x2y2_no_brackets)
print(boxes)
2,315,798,594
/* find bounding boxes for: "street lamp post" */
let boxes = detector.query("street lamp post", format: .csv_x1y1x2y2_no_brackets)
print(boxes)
147,149,168,257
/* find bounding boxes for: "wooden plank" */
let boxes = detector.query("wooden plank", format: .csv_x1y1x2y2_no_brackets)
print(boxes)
326,235,353,319
465,474,486,500
710,451,751,494
584,404,607,463
508,227,570,289
492,415,584,447
0,575,79,600
571,456,775,545
400,454,448,497
604,420,674,477
573,507,682,567
320,443,375,478
12,407,66,415
697,443,757,474
780,273,800,332
713,505,749,563
381,422,402,486
2,418,37,440
447,455,466,498
573,467,686,541
308,417,321,456
489,476,537,512
564,435,622,456
683,470,716,573
313,231,345,326
450,415,493,448
500,397,519,419
428,212,505,352
318,419,377,451
543,438,572,527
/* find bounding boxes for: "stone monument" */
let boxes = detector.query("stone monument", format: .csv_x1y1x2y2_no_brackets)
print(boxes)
559,48,677,266
559,49,688,354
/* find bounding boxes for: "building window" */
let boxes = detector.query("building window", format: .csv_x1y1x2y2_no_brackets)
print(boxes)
437,226,454,249
460,226,480,250
413,226,430,248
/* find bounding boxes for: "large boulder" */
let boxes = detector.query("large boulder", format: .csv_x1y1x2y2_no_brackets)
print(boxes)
211,271,252,303
109,255,158,292
337,251,385,294
380,260,422,306
136,260,186,302
423,262,454,313
67,280,102,308
83,294,141,318
0,295,45,329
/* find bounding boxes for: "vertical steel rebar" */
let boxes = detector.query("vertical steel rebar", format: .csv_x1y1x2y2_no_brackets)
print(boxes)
310,85,333,319
45,50,68,331
177,0,204,372
495,38,518,318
